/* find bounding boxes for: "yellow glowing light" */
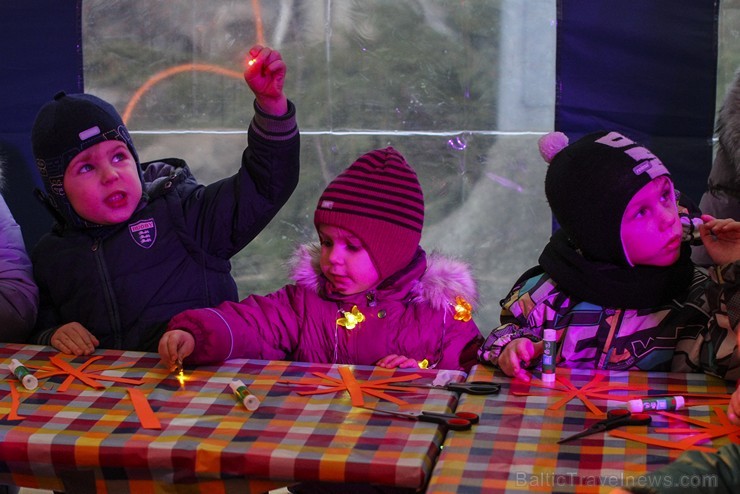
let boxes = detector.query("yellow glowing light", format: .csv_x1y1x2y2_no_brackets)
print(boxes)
337,306,365,330
177,370,186,389
247,59,256,66
453,296,473,322
418,359,429,369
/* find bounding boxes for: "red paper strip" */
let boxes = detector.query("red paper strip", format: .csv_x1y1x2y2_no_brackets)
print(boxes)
49,356,105,390
37,355,143,391
127,388,161,430
279,369,423,405
339,366,365,407
7,385,26,420
512,373,650,416
608,406,740,452
609,429,717,453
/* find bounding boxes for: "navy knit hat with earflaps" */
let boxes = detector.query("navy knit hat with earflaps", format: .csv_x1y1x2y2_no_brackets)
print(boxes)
31,91,143,228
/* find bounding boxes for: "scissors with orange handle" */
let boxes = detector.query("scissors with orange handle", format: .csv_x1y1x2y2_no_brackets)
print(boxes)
557,408,651,444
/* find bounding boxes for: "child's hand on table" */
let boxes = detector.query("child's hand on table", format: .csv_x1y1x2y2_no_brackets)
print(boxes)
498,338,543,382
51,322,99,355
376,354,421,369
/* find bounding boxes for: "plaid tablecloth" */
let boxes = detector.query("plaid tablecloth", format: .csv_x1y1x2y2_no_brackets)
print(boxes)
426,365,736,494
0,343,464,493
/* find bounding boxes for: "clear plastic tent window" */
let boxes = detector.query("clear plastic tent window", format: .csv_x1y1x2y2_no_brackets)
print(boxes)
81,0,739,334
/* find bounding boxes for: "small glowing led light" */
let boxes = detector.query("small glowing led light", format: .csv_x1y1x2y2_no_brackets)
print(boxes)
174,358,186,389
247,59,256,66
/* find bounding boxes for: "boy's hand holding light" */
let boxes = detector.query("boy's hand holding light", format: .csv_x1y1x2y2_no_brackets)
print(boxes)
244,44,288,116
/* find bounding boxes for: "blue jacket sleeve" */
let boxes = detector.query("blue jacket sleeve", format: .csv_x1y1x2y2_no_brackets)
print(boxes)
184,99,300,258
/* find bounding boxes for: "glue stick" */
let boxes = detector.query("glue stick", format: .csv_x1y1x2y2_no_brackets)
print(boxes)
627,396,685,413
230,379,260,411
680,216,704,245
542,329,557,384
8,358,38,390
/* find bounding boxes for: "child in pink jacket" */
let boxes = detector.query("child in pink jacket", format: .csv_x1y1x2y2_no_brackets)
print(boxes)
159,147,483,371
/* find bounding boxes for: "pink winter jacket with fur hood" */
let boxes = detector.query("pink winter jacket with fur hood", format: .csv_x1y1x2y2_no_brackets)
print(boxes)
167,246,483,371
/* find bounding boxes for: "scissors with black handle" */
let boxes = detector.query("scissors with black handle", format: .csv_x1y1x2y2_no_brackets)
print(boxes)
388,381,501,395
361,406,479,430
557,408,651,444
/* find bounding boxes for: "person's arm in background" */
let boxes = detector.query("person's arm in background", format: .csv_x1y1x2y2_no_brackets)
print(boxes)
0,194,38,342
682,216,740,380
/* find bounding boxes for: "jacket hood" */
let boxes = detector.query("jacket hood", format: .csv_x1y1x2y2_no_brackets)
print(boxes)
141,158,192,195
288,244,478,311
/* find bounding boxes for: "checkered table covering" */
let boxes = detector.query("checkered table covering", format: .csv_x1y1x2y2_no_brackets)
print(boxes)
426,365,736,494
0,343,464,493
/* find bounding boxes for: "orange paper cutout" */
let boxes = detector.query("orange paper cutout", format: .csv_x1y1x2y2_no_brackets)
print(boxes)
7,354,159,431
609,406,740,453
35,355,143,391
280,367,424,406
609,429,717,453
7,385,26,420
339,366,365,407
512,374,649,416
127,388,161,430
657,406,740,443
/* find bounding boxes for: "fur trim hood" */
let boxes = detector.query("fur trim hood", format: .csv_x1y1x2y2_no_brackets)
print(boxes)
288,244,478,311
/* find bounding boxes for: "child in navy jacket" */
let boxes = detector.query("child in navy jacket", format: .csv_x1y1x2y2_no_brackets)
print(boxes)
30,45,299,353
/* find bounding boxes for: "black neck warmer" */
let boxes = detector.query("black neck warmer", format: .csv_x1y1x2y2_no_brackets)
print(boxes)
538,229,695,309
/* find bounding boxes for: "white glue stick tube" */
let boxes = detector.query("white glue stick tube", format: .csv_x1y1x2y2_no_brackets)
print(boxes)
230,379,260,411
9,358,38,390
627,396,685,413
542,329,557,383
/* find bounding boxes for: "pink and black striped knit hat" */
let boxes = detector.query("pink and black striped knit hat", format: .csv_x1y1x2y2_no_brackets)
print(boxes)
314,147,424,280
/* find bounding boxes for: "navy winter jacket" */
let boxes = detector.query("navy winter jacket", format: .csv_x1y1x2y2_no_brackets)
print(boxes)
31,102,299,351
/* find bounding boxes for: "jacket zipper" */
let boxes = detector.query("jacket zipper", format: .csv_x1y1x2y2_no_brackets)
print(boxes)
92,238,123,348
